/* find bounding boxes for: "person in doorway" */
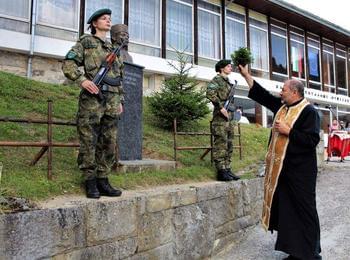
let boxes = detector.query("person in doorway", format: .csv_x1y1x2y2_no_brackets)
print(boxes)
62,9,124,199
206,59,240,182
329,119,340,132
238,64,322,260
233,106,242,122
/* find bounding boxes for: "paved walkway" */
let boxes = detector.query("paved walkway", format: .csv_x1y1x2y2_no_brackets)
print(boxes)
214,158,350,260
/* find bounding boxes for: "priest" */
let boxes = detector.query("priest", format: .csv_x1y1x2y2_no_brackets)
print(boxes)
238,64,322,260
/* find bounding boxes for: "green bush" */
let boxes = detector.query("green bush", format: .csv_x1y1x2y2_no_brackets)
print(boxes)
148,50,210,130
231,47,254,66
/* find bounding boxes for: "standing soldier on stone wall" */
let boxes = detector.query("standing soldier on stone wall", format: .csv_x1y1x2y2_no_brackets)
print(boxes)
206,60,240,181
62,9,123,199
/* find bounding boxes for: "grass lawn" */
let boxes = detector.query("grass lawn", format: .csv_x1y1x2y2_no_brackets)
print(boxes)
0,71,269,205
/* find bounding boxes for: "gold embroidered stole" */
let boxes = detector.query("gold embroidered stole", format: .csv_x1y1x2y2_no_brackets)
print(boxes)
262,98,309,230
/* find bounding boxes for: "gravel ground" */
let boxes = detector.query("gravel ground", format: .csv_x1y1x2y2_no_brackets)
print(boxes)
214,158,350,260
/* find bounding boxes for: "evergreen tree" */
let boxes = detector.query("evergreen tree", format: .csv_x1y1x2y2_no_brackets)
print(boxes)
148,50,209,130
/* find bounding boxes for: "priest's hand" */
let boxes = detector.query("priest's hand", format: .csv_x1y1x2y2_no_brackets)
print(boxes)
275,120,291,136
238,65,254,89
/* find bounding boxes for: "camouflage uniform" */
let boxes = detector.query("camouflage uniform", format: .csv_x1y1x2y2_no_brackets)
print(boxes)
62,34,124,180
206,75,234,171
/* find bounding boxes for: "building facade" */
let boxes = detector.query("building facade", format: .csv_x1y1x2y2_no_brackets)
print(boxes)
1,0,350,130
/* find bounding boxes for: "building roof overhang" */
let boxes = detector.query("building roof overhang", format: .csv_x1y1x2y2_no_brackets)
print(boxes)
229,0,350,47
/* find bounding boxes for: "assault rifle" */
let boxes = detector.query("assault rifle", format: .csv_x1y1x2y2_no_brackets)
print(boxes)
224,79,237,113
92,40,125,99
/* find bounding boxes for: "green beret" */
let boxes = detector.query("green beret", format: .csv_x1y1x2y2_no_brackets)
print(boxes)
215,59,231,72
87,8,112,24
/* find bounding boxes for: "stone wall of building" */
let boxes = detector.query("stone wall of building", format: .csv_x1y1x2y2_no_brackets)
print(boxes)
0,178,264,260
0,50,28,77
0,51,67,84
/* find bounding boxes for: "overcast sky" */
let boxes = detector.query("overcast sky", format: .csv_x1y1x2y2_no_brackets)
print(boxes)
282,0,350,31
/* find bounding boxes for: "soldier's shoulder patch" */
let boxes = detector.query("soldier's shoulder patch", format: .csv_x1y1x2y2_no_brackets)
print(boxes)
65,50,77,60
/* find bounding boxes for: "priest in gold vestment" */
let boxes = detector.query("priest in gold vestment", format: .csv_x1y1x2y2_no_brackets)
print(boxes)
239,65,321,260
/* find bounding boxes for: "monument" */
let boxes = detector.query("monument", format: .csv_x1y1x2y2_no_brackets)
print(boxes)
111,24,143,160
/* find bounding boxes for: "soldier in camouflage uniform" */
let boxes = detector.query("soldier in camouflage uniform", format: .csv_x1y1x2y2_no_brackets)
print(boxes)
206,60,240,181
62,9,123,198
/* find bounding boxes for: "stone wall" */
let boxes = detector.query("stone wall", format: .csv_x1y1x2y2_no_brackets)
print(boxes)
0,51,67,84
0,178,263,260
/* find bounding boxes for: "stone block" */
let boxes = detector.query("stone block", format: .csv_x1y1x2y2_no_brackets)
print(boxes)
145,193,173,213
214,215,258,241
86,199,137,245
196,182,232,202
129,243,174,260
52,237,137,260
199,197,234,228
0,207,86,260
171,188,197,207
173,204,215,259
137,210,173,252
228,183,245,218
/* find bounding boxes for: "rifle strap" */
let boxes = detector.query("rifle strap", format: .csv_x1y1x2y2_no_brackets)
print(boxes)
102,76,121,86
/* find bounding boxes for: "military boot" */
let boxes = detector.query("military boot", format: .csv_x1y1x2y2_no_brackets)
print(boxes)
217,169,234,181
85,178,100,199
226,168,240,181
96,178,122,197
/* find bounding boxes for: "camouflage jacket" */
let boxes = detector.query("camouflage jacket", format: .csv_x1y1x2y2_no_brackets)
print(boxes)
62,34,124,96
206,75,233,119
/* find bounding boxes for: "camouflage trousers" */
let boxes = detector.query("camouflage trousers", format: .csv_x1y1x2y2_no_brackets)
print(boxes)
211,120,234,171
76,91,122,180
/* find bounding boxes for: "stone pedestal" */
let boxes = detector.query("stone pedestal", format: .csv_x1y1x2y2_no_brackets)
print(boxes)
117,62,144,160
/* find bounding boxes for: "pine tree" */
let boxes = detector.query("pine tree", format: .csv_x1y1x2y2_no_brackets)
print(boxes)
148,50,210,130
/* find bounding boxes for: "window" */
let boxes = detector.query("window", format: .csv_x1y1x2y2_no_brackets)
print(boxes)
85,0,123,32
249,12,268,78
290,27,305,79
348,49,350,94
129,0,161,57
198,0,221,66
336,45,347,96
0,0,30,33
225,3,245,59
307,34,321,90
36,0,80,41
271,20,288,81
322,40,335,93
166,0,193,59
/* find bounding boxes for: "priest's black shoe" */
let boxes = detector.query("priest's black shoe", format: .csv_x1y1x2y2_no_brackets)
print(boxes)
217,169,234,181
226,168,240,181
97,178,122,197
85,178,100,199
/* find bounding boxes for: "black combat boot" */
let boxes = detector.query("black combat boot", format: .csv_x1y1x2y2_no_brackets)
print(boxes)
226,168,240,181
96,178,122,197
85,178,100,199
217,169,234,181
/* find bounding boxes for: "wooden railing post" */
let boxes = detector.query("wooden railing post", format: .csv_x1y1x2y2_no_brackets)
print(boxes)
173,118,177,162
47,100,53,180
